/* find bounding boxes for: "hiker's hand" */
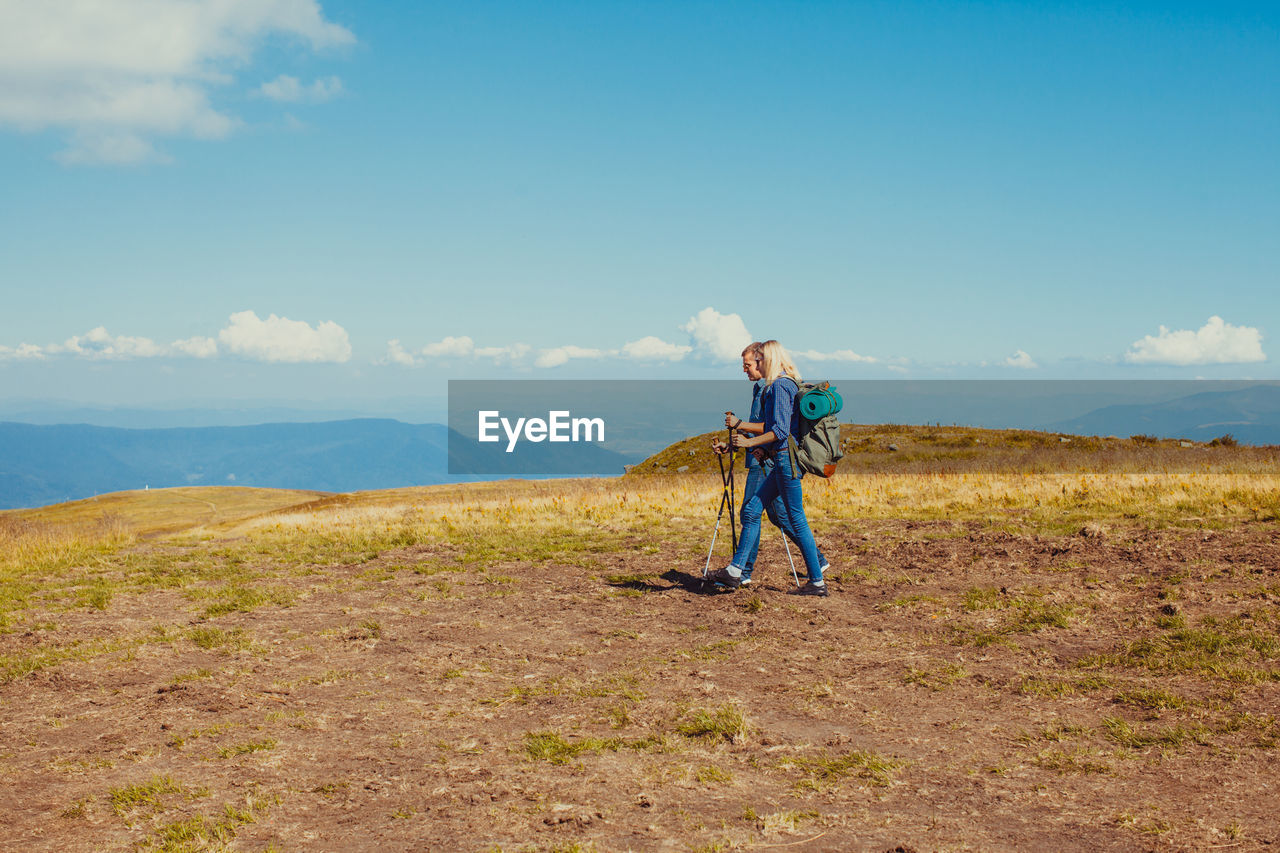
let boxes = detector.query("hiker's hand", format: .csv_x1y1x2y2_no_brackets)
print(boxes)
730,432,751,449
711,441,728,455
724,412,741,429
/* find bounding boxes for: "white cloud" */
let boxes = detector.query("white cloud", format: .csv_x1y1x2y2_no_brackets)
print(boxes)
54,326,164,359
257,74,343,102
0,343,45,360
1124,316,1266,365
408,336,533,365
421,335,476,358
680,307,752,362
474,343,532,365
1003,349,1038,369
217,310,351,363
7,328,220,360
621,336,692,361
382,339,418,367
535,345,605,369
794,348,877,364
170,336,219,359
0,0,354,164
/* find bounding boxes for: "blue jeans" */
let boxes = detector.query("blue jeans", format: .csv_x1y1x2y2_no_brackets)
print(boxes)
731,451,823,581
739,458,827,580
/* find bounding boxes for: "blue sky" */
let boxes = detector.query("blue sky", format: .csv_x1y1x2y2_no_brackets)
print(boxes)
0,1,1276,408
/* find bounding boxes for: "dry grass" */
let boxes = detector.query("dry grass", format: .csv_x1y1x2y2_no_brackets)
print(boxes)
1,427,1278,851
228,465,1280,557
6,486,328,535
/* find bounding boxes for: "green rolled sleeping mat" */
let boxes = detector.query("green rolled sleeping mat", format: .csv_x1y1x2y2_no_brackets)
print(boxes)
799,385,843,420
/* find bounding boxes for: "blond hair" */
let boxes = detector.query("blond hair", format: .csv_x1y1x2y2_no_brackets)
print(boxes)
759,340,800,386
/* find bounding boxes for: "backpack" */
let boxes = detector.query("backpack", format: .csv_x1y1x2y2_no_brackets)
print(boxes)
787,381,844,478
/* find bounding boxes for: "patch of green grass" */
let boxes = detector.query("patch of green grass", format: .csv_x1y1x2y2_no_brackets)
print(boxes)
903,662,969,691
1113,687,1187,711
694,765,733,784
946,627,1011,648
78,580,115,611
1102,717,1211,751
108,775,189,817
962,586,1003,611
523,731,622,765
169,668,214,686
1034,747,1111,774
677,705,750,742
689,639,743,662
140,793,273,852
185,626,255,652
193,584,297,618
311,782,348,797
1006,598,1075,632
215,738,277,759
1015,674,1111,697
0,636,134,683
782,749,903,789
1036,721,1090,743
522,728,661,765
1084,622,1280,683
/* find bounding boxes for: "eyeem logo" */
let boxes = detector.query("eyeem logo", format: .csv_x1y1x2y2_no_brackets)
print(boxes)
478,411,606,452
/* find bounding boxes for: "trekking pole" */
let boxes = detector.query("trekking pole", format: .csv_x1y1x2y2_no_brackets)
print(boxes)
727,424,738,552
703,449,733,582
781,530,801,588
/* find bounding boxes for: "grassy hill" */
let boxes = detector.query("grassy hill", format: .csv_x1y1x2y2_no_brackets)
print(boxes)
1,426,1278,850
628,422,1274,478
4,486,329,538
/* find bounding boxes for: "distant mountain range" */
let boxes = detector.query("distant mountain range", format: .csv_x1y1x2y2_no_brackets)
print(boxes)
1044,384,1280,444
0,420,459,510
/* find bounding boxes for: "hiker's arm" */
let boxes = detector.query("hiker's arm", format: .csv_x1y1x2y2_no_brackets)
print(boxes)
732,430,776,449
723,412,765,435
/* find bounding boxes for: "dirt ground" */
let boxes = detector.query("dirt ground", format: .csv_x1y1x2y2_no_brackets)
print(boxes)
2,517,1278,851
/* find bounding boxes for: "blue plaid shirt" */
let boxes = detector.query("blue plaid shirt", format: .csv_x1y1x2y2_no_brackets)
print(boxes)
761,376,800,452
744,377,799,465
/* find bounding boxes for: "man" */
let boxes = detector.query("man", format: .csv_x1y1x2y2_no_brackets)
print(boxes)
712,342,828,587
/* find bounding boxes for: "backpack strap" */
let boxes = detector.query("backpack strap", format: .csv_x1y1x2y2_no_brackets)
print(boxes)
787,435,801,479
